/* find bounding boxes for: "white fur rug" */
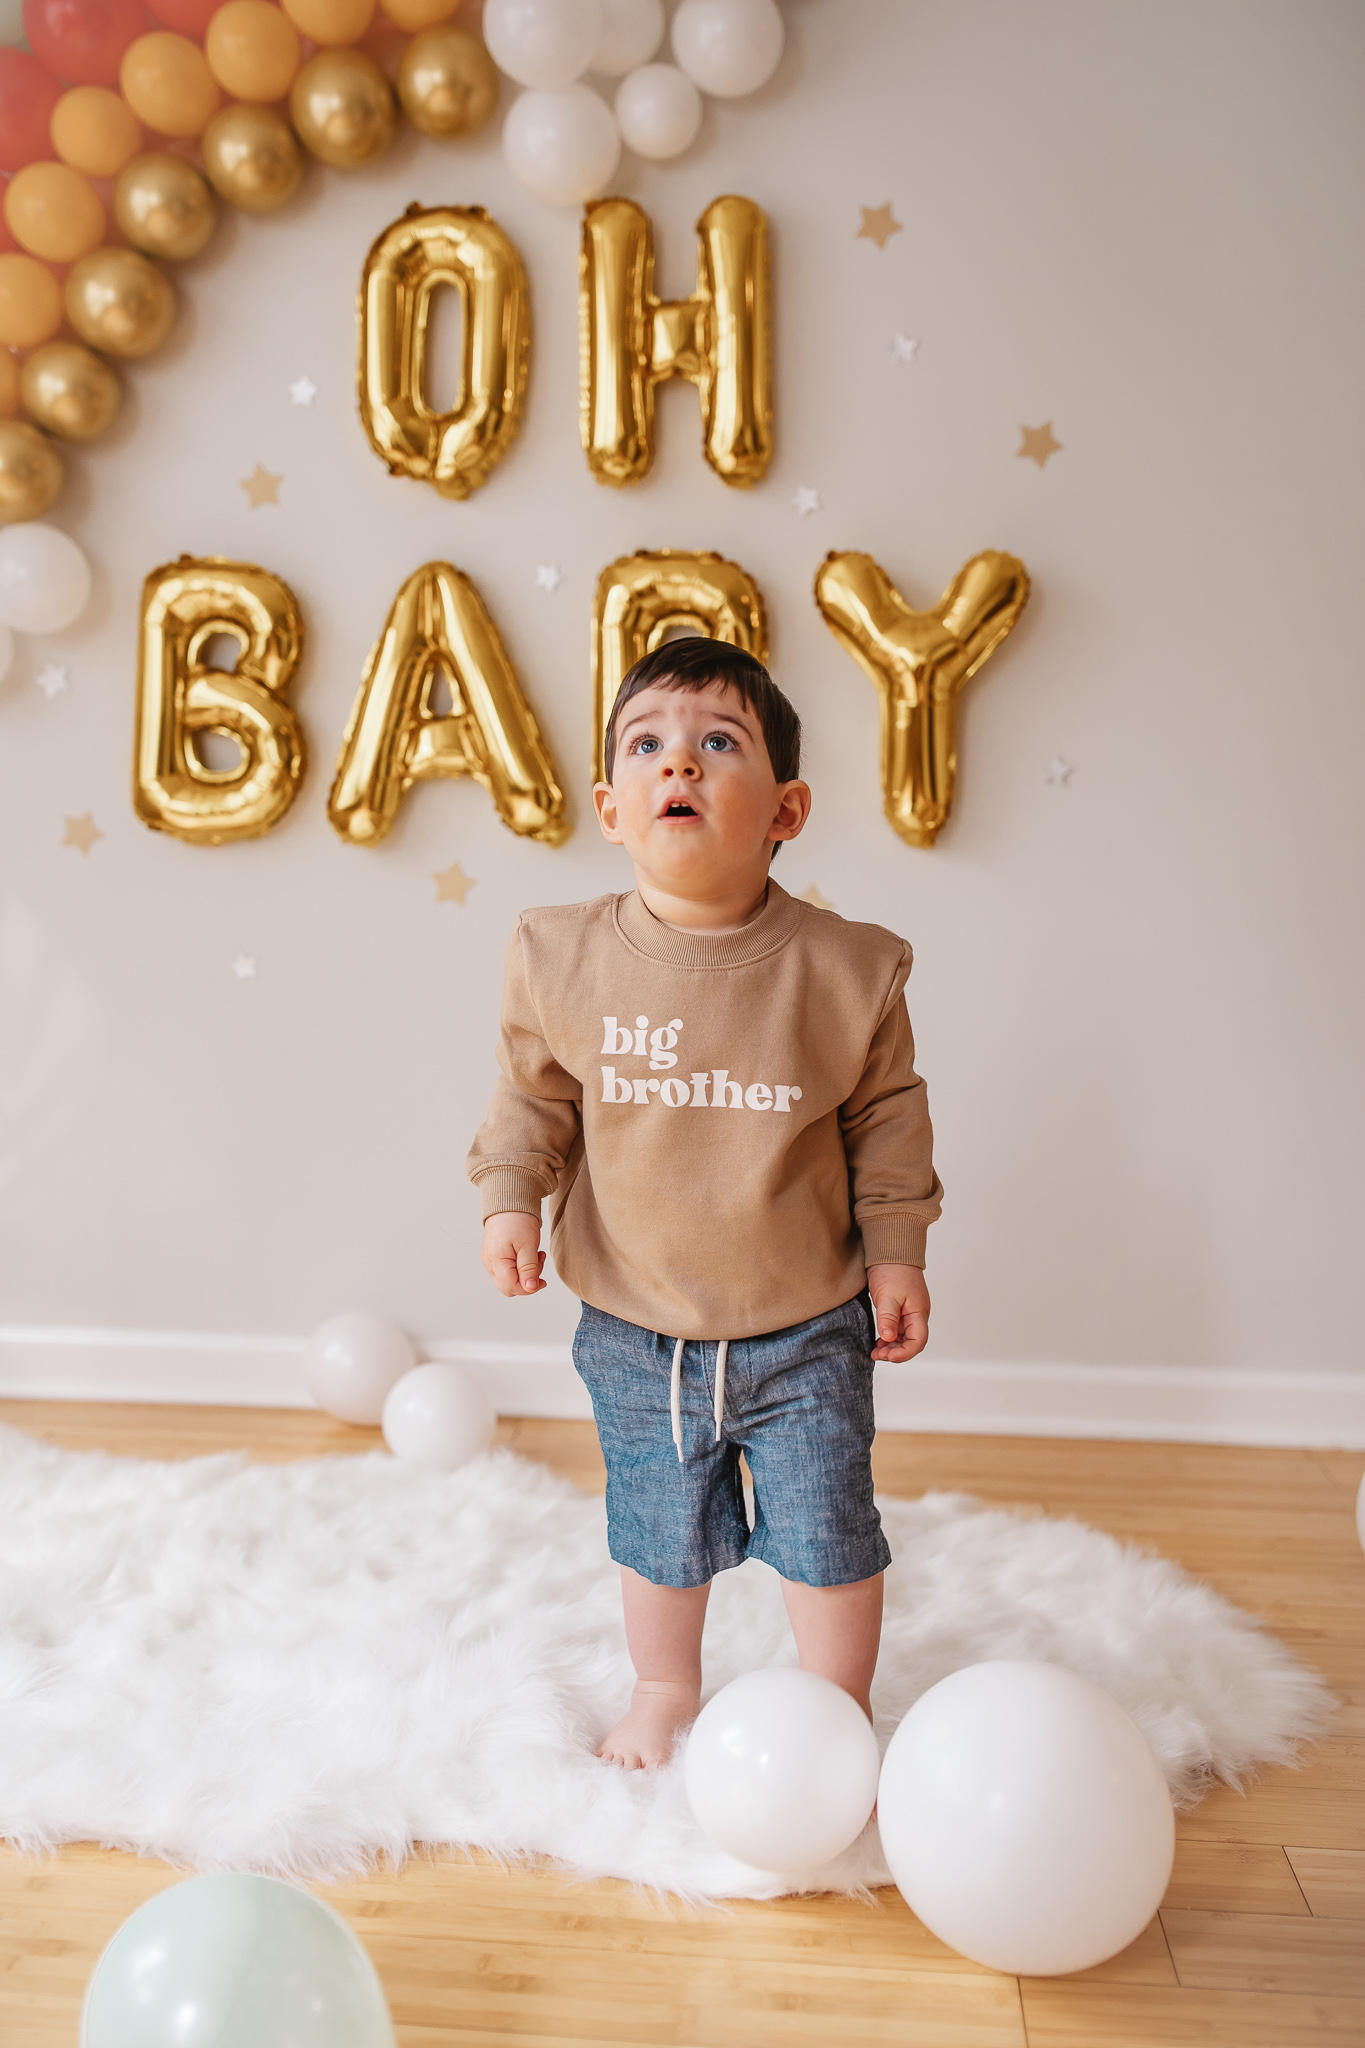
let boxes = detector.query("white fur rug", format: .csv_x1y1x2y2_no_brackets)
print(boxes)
0,1424,1331,1899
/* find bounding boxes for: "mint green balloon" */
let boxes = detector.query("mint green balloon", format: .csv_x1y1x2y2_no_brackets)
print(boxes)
82,1874,397,2048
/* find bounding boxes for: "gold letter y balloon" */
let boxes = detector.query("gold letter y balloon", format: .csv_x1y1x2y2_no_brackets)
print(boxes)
815,550,1030,847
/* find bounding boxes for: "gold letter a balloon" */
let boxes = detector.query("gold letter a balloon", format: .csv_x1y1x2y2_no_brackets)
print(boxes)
814,550,1030,848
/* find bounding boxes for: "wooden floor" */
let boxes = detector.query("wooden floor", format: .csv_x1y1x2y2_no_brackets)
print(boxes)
1,1399,1362,2048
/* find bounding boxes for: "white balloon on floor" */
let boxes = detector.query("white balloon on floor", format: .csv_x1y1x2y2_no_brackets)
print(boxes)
503,82,621,203
877,1660,1175,1975
304,1312,416,1426
81,1872,396,2047
684,1668,880,1871
591,0,664,75
0,521,93,635
671,0,783,98
382,1361,497,1470
485,0,604,89
615,62,702,158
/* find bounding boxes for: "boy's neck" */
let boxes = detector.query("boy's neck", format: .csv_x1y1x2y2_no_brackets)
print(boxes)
634,871,771,935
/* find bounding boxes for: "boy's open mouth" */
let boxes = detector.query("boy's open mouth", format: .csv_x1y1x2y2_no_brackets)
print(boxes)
662,801,698,817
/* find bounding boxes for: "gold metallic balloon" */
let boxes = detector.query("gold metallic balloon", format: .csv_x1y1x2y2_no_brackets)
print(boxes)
291,48,396,169
134,556,306,846
580,194,772,489
114,151,217,261
397,25,498,138
592,549,767,780
64,248,176,360
358,204,529,501
20,340,121,442
814,550,1030,848
201,104,305,215
328,560,567,846
0,418,63,522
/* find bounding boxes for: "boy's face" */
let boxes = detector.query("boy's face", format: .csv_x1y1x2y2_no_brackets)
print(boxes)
592,680,810,898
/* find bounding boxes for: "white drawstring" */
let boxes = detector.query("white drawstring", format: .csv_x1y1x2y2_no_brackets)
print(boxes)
669,1336,729,1463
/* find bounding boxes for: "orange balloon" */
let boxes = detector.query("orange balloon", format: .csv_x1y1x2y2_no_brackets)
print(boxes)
0,254,63,348
280,0,375,46
206,1,302,102
4,162,107,264
51,85,145,176
379,0,457,29
120,32,221,137
0,349,18,418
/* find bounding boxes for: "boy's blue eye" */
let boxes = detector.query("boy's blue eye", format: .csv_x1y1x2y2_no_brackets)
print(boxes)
702,733,733,751
634,736,660,753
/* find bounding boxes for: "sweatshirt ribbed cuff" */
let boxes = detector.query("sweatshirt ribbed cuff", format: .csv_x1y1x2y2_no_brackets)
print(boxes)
860,1214,928,1270
475,1168,547,1223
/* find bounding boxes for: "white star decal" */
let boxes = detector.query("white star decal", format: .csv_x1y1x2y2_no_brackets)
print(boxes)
534,563,562,593
230,953,257,980
891,332,920,362
288,376,318,407
34,662,69,699
1043,756,1075,786
792,486,821,517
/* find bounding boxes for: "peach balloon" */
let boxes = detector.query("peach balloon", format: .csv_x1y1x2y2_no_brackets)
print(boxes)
206,2,303,102
120,32,222,137
0,349,18,418
0,253,64,348
281,0,376,45
379,0,457,30
51,86,145,177
4,162,107,265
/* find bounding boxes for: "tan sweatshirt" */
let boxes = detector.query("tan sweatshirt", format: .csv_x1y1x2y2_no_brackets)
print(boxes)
466,881,943,1341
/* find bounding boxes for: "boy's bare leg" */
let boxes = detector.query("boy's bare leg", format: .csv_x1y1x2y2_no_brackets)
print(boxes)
598,1567,711,1769
780,1572,884,1718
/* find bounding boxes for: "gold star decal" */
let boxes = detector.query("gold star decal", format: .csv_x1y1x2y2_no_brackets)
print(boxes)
241,464,282,508
1018,422,1062,468
856,203,902,250
798,884,832,910
433,860,475,905
62,812,103,854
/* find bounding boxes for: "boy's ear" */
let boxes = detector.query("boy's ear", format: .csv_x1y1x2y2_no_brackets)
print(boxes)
593,781,624,843
768,778,812,845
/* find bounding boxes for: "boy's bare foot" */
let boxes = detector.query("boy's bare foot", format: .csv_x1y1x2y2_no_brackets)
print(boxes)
597,1679,700,1770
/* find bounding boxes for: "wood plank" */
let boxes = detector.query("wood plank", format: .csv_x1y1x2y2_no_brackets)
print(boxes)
1285,1846,1365,1920
1175,1784,1365,1851
1160,1907,1365,1994
1161,1840,1309,1915
1019,1914,1176,1987
1019,1980,1365,2047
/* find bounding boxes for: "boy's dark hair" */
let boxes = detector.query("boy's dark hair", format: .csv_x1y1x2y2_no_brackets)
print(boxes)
602,637,801,786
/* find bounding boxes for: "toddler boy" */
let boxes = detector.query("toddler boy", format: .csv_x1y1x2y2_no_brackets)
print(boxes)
468,638,941,1769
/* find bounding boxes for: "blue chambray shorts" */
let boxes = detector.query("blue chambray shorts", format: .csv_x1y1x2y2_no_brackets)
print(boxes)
571,1292,892,1590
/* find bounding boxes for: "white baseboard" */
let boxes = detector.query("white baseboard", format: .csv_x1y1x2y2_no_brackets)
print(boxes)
1,1326,1362,1448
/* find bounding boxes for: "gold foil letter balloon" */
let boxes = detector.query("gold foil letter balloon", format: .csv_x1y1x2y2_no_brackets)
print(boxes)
592,550,767,780
814,550,1030,848
580,195,772,489
134,557,306,845
358,205,529,501
328,561,567,846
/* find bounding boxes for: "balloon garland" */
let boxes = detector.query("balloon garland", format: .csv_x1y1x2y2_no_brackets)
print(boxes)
0,0,786,673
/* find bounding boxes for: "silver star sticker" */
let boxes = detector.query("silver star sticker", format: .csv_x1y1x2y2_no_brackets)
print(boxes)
534,563,562,593
288,376,318,406
891,333,920,362
34,662,69,699
230,953,257,980
793,486,821,517
1043,756,1075,786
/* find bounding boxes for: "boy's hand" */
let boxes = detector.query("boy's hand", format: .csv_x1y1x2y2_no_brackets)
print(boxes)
482,1211,546,1297
866,1263,930,1363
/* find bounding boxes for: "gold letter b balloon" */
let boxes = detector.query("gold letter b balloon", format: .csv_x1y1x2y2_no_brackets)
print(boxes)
815,550,1030,848
134,556,305,844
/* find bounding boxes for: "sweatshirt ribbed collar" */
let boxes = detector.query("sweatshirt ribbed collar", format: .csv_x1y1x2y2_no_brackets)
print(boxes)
614,880,804,970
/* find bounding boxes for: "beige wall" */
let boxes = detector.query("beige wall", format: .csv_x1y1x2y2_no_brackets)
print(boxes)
3,0,1362,1378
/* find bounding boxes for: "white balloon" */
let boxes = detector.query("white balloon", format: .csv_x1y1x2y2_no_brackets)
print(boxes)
878,1661,1175,1975
671,0,783,98
484,0,604,90
502,84,620,205
685,1668,880,1871
0,522,92,636
615,63,702,158
0,622,12,683
304,1312,415,1426
590,0,663,76
381,1362,496,1470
